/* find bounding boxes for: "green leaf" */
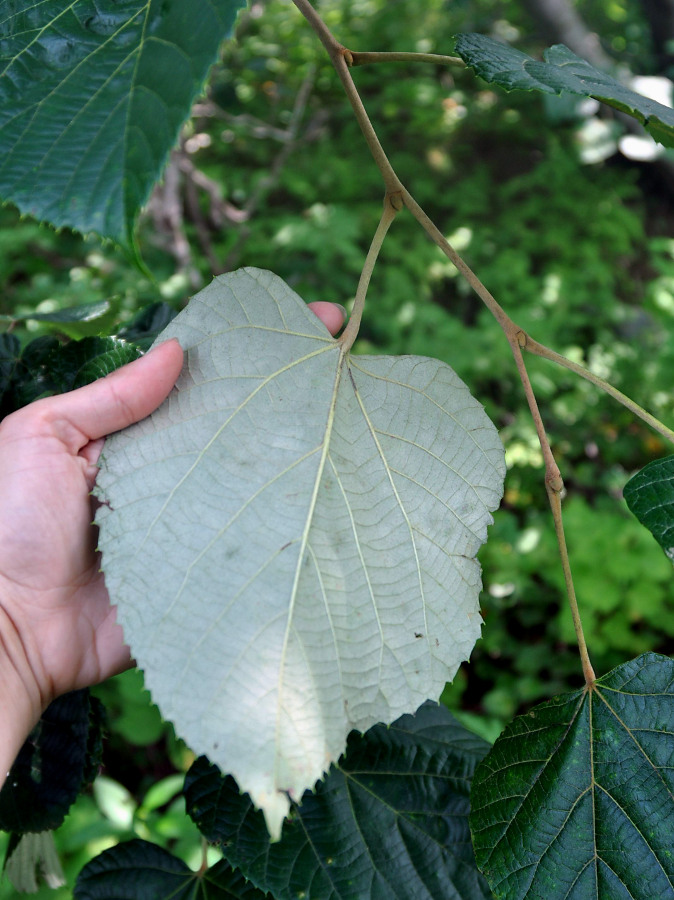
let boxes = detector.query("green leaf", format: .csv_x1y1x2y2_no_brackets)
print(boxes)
48,336,141,391
454,35,674,148
185,702,493,900
623,456,674,563
74,839,269,899
0,332,21,414
0,299,111,325
117,301,179,350
0,690,103,834
4,831,65,893
470,653,674,900
0,0,247,247
95,267,505,838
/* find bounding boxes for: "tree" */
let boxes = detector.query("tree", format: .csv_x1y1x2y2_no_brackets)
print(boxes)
1,1,673,897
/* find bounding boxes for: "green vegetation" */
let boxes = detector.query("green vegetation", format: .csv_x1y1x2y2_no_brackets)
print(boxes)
1,0,673,896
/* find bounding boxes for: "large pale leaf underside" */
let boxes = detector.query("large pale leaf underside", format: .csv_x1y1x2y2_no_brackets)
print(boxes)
95,268,505,837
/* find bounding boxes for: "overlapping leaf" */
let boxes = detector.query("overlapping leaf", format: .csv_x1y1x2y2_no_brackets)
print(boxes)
0,0,246,247
95,268,505,837
454,35,674,148
470,653,674,900
74,839,269,899
185,702,493,900
624,455,674,563
0,690,104,835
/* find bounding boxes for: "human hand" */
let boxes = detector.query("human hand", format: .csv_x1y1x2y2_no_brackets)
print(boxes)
0,302,345,779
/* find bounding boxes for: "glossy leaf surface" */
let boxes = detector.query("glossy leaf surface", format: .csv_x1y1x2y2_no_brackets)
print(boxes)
96,268,505,837
0,0,246,247
185,702,493,900
470,653,674,900
624,455,674,563
455,35,674,147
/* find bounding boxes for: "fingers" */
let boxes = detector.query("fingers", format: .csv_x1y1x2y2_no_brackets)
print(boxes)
308,301,347,336
17,300,345,455
43,339,184,449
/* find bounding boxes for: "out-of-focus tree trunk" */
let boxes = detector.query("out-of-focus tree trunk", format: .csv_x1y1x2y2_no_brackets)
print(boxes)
640,0,674,74
521,0,612,68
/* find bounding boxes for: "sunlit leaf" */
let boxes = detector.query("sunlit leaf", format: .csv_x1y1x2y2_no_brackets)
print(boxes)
455,35,674,147
470,653,674,900
96,268,505,837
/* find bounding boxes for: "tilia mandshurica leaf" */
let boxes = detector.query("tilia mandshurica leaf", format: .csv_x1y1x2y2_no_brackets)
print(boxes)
95,268,505,838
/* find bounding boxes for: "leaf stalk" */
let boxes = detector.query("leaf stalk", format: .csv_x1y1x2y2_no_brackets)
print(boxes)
338,196,400,352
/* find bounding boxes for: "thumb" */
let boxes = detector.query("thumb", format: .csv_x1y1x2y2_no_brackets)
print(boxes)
43,340,184,451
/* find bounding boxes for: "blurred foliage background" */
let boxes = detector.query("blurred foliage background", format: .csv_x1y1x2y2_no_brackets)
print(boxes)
2,0,674,893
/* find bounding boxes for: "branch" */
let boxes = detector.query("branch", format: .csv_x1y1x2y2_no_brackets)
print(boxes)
522,334,674,446
350,51,465,68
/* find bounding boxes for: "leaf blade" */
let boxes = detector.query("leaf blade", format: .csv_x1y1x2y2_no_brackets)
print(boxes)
96,268,505,837
0,0,246,246
185,702,493,900
623,455,674,563
454,34,674,148
470,653,674,900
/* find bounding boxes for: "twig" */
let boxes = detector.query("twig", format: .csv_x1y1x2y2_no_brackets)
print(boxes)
522,333,674,446
290,0,612,681
350,51,465,68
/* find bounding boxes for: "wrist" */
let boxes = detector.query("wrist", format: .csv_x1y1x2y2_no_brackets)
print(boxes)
0,606,44,788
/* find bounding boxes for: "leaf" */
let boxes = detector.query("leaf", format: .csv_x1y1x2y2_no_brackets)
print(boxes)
74,839,269,899
4,831,65,893
95,267,505,838
470,653,674,900
0,299,111,325
623,455,674,563
117,301,179,350
0,332,21,414
185,702,493,900
0,690,103,834
0,0,246,247
47,336,141,391
454,35,674,148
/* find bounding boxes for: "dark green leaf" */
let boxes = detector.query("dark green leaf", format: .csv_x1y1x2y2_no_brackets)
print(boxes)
48,336,141,392
0,332,21,412
0,690,102,834
470,653,674,900
185,702,493,900
0,0,247,247
454,35,674,147
4,335,62,414
74,839,269,899
624,456,674,564
117,302,179,350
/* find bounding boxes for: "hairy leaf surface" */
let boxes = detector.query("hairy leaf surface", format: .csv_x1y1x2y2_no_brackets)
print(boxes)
470,653,674,900
0,0,245,247
75,839,268,899
96,268,505,837
455,35,674,148
185,702,493,900
624,455,674,563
